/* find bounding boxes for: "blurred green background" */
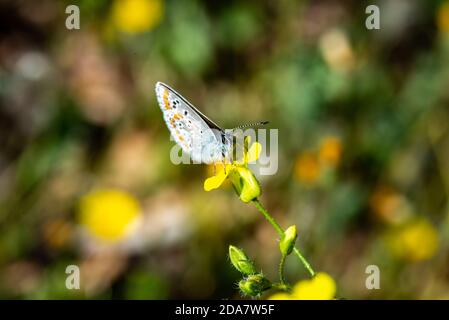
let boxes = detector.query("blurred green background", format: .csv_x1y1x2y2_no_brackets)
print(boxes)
1,0,449,299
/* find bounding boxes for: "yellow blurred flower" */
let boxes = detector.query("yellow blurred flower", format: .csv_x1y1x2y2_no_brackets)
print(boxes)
111,0,163,34
78,189,141,242
437,2,449,34
267,272,336,300
319,136,342,167
292,272,336,300
388,219,439,262
295,137,342,185
294,152,320,184
204,139,262,203
369,186,412,225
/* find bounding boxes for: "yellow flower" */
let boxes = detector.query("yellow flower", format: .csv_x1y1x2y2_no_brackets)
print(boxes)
204,138,262,203
294,137,342,185
319,136,342,167
437,2,449,34
266,272,336,300
78,188,141,242
388,219,439,262
111,0,163,34
292,272,336,300
206,163,231,188
294,152,320,184
268,292,290,300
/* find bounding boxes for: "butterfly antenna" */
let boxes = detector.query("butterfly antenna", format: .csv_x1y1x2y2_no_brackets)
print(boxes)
233,121,269,131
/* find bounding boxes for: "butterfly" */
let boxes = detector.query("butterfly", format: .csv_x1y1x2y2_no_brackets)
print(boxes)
155,82,267,166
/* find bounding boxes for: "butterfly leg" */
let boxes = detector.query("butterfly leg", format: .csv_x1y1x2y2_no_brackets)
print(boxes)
213,163,216,176
223,160,226,175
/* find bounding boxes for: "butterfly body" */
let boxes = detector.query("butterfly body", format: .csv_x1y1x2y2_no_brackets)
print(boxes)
155,82,232,164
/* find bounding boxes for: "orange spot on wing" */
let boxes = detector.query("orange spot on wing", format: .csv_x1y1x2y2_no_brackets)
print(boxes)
174,130,186,146
163,89,171,110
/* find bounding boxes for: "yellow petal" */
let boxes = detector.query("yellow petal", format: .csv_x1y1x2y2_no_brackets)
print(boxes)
246,142,262,163
291,272,336,300
204,166,230,191
267,293,291,300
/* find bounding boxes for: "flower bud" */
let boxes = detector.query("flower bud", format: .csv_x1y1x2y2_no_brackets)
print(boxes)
229,245,257,275
280,225,297,256
230,167,261,203
238,274,271,297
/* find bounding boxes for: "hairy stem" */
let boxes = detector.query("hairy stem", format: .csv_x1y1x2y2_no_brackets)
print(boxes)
279,254,286,284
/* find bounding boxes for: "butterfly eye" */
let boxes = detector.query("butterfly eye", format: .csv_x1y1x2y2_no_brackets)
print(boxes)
184,110,188,116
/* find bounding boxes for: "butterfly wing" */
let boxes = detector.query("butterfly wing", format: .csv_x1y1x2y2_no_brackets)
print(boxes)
155,82,229,164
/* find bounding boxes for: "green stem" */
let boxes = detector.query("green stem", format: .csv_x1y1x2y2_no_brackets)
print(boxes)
293,248,315,277
252,199,283,234
271,282,290,292
252,199,315,277
279,254,286,284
